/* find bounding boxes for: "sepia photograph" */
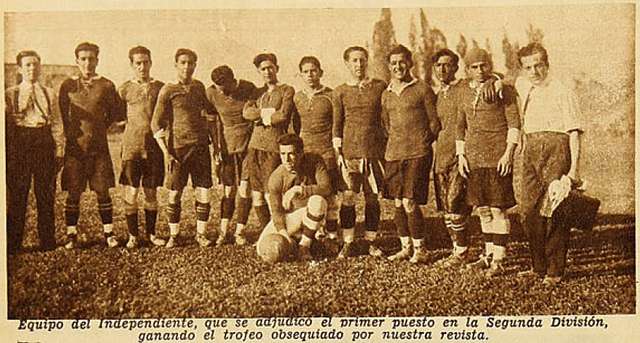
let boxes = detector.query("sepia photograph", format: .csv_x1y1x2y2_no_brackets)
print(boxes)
2,0,636,325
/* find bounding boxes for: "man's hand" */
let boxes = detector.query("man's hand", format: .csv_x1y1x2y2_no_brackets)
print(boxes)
457,154,470,179
164,153,178,174
260,108,276,126
480,79,498,103
282,185,303,211
55,156,65,173
496,151,514,176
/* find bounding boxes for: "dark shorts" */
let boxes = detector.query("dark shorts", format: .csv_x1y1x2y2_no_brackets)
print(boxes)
467,167,515,209
340,158,385,194
62,152,115,195
119,153,164,189
434,162,472,215
244,148,281,193
384,154,431,205
166,144,213,190
217,151,247,186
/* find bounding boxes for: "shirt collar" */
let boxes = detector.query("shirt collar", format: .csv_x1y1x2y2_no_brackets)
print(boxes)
386,77,417,96
72,74,102,81
433,78,460,94
302,85,328,98
132,77,155,84
19,80,42,91
346,77,371,88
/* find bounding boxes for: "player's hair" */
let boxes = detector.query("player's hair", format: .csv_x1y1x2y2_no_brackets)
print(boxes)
298,56,323,73
74,42,100,58
431,48,460,66
128,46,151,63
343,46,368,61
387,44,413,64
277,133,304,152
175,48,197,63
253,53,278,68
16,50,41,66
211,65,235,85
517,42,549,67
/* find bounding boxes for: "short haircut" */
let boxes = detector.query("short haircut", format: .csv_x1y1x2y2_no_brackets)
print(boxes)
517,42,549,67
298,56,322,72
253,53,278,68
74,42,100,58
277,133,304,152
343,46,368,61
128,45,151,62
16,50,41,66
387,44,412,64
175,48,197,62
431,48,460,66
211,65,234,85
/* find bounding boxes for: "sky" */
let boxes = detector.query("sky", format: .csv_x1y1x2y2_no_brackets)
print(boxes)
3,2,635,89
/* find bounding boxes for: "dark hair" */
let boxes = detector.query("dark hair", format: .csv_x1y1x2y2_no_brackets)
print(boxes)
277,133,304,152
431,48,460,66
128,45,151,62
175,48,197,63
298,56,322,72
16,50,41,66
517,42,549,67
253,53,278,68
74,42,100,58
211,65,234,85
387,44,413,64
343,46,368,61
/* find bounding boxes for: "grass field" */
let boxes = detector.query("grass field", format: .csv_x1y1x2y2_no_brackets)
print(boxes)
7,133,636,318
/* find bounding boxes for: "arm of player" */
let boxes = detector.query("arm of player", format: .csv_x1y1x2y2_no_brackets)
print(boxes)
267,170,287,233
47,87,65,171
423,86,441,144
269,85,295,126
497,86,520,176
455,104,470,178
331,88,345,157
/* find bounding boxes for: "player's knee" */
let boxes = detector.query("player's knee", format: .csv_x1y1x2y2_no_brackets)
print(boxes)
341,190,356,207
252,191,265,206
168,190,182,204
402,198,416,213
364,192,378,204
307,195,328,217
123,186,138,204
142,188,158,209
96,192,111,205
327,195,339,221
238,181,250,198
224,185,237,199
66,193,81,205
195,187,210,203
490,207,506,220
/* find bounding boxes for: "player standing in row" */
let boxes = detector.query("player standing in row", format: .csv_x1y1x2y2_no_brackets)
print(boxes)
432,49,499,268
292,56,340,251
59,42,125,249
456,48,520,277
5,50,65,253
258,134,333,262
117,46,166,248
381,45,440,263
332,46,387,258
206,65,258,246
151,48,216,248
242,53,296,230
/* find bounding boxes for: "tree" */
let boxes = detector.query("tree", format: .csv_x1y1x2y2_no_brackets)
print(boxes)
456,34,468,60
526,23,544,43
502,31,521,83
371,8,397,82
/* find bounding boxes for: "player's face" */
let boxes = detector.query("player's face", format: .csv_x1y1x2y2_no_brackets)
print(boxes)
520,52,549,86
76,50,99,78
388,53,412,81
175,54,196,82
19,56,41,83
467,61,491,83
258,60,278,85
345,50,368,80
300,62,322,89
433,55,457,84
279,144,300,172
130,53,152,81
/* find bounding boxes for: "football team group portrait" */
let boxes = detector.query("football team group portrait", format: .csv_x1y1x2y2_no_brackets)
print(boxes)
4,4,635,318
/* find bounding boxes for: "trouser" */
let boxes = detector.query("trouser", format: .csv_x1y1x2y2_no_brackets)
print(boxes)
6,126,57,252
521,132,571,277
